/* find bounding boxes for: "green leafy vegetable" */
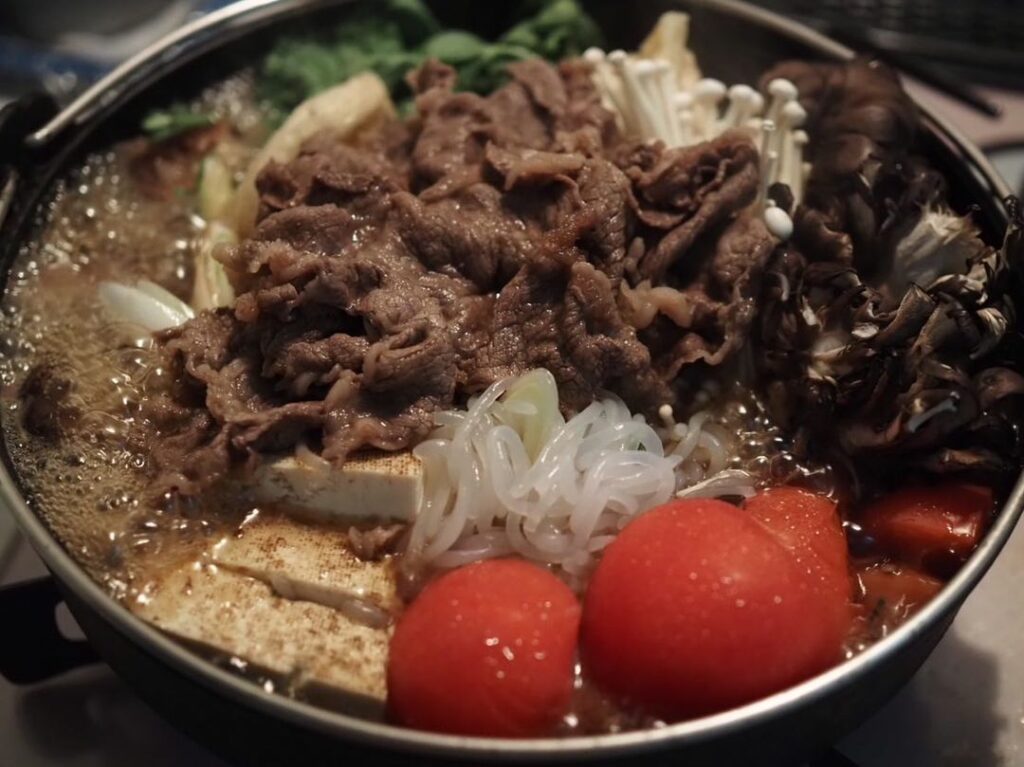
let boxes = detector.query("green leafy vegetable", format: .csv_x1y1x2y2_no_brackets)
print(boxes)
259,0,430,119
142,105,217,142
385,0,442,40
421,30,489,63
257,0,603,116
501,0,604,59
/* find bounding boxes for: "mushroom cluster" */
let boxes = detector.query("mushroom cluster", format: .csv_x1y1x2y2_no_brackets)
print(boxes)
754,58,1024,487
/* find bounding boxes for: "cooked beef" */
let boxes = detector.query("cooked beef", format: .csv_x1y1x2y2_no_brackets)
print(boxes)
149,312,237,494
465,212,673,411
622,214,776,377
256,138,405,222
152,58,774,493
618,130,761,281
392,185,532,291
19,360,80,440
485,143,585,190
576,159,635,284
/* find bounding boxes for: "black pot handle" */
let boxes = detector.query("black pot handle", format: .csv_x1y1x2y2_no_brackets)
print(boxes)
0,93,58,166
0,93,60,235
0,576,99,684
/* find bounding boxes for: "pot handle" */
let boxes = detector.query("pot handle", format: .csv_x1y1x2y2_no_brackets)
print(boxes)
0,576,99,684
0,93,60,234
0,93,59,166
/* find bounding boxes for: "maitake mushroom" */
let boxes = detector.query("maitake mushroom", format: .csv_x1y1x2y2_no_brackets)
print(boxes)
755,58,1024,485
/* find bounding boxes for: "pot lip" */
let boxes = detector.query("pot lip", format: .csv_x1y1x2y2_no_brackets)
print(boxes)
3,0,1022,760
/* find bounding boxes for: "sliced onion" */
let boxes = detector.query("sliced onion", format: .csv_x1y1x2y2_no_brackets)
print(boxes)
98,281,193,333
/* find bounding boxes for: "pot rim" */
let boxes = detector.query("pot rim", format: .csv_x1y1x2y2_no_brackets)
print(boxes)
3,0,1022,760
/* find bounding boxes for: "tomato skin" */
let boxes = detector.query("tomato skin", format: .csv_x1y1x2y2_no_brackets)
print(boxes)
858,564,943,620
860,484,992,572
851,563,944,640
387,559,580,737
745,487,852,606
580,499,848,721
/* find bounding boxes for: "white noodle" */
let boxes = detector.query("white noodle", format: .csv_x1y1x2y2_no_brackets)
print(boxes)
406,371,758,572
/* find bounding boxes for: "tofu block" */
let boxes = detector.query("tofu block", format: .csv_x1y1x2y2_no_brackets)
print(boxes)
135,563,389,718
249,451,422,524
212,514,400,616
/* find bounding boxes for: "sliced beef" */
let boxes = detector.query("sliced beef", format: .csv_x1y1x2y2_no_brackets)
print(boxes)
561,261,673,413
235,223,466,462
470,223,671,412
152,58,774,494
409,57,617,196
623,214,776,376
485,61,563,152
619,130,761,281
259,313,370,396
410,89,494,189
149,311,241,494
484,143,585,190
391,185,531,291
576,159,635,284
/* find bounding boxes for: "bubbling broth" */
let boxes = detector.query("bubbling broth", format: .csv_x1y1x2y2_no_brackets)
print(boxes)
2,74,270,599
0,149,233,597
2,0,1021,739
2,152,191,581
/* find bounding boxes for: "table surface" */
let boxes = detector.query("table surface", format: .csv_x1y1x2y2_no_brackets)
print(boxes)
2,71,1024,767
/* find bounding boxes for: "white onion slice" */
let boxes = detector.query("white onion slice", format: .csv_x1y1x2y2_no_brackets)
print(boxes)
98,281,194,332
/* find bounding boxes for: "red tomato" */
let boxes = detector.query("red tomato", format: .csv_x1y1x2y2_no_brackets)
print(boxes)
745,487,852,606
580,499,848,721
860,484,992,572
387,559,580,737
858,564,943,620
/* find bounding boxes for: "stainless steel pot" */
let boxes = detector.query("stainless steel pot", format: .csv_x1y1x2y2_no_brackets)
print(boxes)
0,2,1021,765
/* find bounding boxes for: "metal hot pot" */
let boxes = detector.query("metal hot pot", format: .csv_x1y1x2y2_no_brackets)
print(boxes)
0,1,1019,765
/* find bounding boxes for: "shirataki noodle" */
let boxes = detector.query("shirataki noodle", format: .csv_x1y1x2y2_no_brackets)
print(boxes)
407,371,755,575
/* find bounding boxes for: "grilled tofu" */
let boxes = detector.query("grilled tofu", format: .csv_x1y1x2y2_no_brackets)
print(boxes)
211,514,400,617
248,450,422,524
136,513,404,715
134,562,389,717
